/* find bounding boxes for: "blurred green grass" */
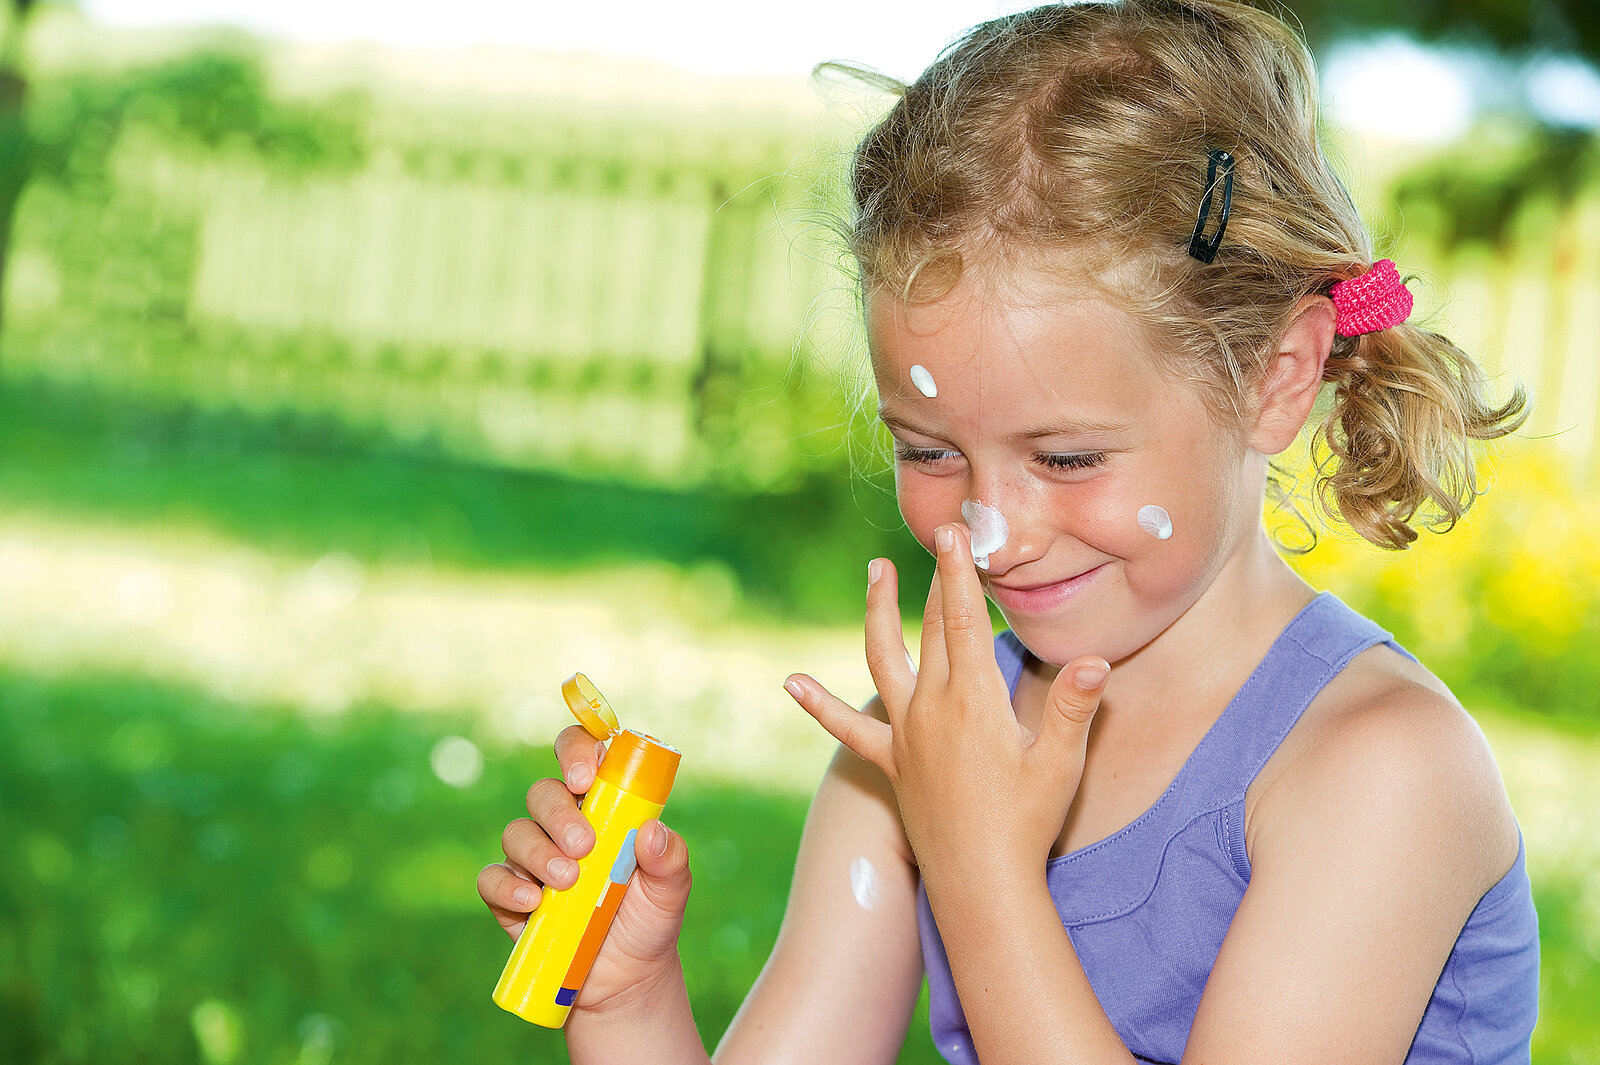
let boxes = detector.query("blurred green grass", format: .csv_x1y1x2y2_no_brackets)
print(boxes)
0,668,951,1064
0,378,933,625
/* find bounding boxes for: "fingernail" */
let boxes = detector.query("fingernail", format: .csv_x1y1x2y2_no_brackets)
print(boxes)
514,884,540,908
868,558,883,587
547,857,577,887
563,824,589,853
566,763,593,790
784,677,805,700
1073,661,1110,690
935,526,955,553
649,823,670,856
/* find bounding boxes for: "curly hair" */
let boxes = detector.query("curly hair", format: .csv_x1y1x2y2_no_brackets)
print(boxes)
839,0,1526,549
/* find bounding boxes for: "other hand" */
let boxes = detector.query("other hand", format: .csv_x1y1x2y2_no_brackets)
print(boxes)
477,724,692,1011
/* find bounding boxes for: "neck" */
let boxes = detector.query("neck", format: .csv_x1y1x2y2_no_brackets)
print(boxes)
1102,525,1315,726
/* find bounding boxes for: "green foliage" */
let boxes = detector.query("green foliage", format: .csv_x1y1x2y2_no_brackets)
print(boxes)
25,48,368,189
1392,121,1600,249
1290,447,1600,724
1293,0,1598,63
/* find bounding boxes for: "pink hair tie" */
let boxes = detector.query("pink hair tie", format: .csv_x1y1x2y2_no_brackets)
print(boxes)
1330,259,1413,337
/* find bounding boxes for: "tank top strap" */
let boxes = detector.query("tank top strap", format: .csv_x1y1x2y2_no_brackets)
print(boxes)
1175,591,1404,811
995,628,1030,691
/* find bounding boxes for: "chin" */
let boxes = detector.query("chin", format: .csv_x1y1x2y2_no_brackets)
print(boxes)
994,593,1184,670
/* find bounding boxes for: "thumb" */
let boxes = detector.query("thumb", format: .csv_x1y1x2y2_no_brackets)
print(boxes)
632,819,691,912
1036,656,1109,775
602,819,692,965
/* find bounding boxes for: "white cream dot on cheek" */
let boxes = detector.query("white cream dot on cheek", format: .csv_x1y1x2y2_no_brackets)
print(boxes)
908,364,938,398
1137,504,1174,540
961,500,1010,569
849,856,880,910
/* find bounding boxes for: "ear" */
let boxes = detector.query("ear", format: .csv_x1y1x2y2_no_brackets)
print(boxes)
1249,295,1336,455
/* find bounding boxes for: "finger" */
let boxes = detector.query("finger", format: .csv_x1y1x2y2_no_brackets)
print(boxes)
864,558,916,711
934,524,995,677
1033,656,1110,784
554,724,607,794
502,815,582,891
917,562,949,687
784,673,893,775
525,776,596,860
477,861,545,939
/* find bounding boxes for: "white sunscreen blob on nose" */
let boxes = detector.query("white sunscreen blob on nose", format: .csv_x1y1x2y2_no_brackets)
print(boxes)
849,856,880,911
908,364,938,398
1138,504,1174,540
961,500,1010,570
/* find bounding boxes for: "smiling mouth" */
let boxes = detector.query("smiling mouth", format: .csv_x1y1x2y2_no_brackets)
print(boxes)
985,563,1109,614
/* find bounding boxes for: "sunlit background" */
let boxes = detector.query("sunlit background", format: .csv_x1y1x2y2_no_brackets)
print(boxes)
2,1,1597,1062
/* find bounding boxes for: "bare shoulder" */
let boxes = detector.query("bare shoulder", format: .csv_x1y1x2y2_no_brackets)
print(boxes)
1248,642,1520,898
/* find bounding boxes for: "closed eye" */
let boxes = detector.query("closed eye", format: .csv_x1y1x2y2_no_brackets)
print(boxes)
1037,451,1106,471
894,443,960,467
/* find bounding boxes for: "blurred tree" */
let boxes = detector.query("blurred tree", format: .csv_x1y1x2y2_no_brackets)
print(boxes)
1296,0,1596,62
0,0,37,344
1392,121,1598,248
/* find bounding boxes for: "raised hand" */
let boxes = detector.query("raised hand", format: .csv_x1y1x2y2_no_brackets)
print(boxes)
786,524,1109,883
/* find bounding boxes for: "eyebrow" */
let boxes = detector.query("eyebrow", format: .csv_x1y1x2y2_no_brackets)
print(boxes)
878,408,1131,441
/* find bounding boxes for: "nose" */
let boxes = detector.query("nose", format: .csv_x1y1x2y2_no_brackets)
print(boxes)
960,480,1043,576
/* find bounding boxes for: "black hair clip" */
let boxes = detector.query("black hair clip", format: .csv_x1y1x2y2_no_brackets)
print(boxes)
1188,148,1234,264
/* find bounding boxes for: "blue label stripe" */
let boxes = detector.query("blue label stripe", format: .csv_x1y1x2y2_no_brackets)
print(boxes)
608,830,638,885
555,986,577,1007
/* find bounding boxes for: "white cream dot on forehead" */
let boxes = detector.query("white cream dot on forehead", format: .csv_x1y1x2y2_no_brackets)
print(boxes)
1138,504,1174,541
961,500,1009,570
908,364,938,398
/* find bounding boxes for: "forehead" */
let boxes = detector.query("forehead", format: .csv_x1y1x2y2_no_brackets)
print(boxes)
865,269,1170,414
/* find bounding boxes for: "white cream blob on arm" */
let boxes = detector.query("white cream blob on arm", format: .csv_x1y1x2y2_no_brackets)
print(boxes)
849,856,881,911
908,364,938,398
961,500,1010,570
1137,504,1174,540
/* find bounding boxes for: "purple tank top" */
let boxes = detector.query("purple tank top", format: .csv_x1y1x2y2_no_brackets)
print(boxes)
917,593,1539,1064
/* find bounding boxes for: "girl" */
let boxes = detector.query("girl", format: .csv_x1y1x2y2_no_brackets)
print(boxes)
478,2,1539,1062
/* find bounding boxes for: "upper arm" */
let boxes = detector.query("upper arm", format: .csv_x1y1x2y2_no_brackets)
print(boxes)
713,698,924,1065
1183,681,1519,1065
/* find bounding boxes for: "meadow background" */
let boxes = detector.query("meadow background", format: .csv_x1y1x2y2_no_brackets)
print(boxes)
1,2,1597,1063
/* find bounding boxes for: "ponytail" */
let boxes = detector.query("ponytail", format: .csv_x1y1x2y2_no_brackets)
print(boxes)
1313,324,1528,550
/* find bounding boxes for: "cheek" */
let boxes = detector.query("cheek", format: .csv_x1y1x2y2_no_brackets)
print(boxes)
895,472,961,552
1113,463,1243,592
1067,470,1230,576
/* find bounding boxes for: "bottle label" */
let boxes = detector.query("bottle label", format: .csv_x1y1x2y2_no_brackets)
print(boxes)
554,829,639,1006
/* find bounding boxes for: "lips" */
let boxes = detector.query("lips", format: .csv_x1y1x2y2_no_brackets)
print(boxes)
986,562,1109,615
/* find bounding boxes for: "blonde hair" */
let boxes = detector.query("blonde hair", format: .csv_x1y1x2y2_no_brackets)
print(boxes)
840,0,1526,549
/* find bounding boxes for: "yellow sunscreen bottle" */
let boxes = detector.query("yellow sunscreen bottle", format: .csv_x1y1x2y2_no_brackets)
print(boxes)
492,673,681,1028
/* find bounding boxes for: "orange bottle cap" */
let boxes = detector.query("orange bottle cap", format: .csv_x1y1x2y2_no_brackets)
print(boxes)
597,730,680,806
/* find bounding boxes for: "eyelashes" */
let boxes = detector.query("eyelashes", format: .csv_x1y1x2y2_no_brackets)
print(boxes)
1037,451,1108,471
893,444,958,466
893,444,1108,472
